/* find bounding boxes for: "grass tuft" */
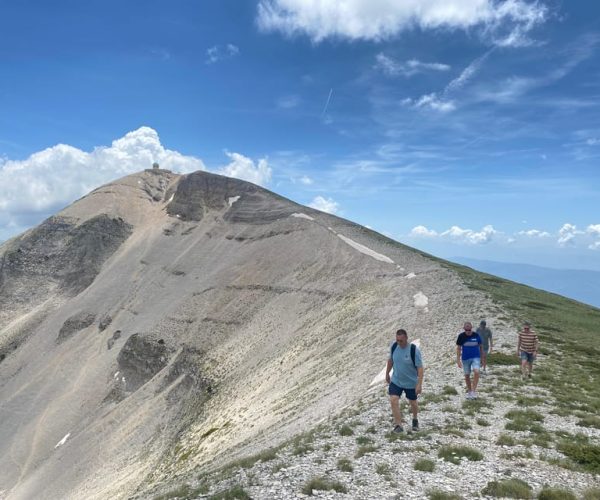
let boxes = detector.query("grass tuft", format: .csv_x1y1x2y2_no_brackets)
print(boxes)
414,458,436,472
557,441,600,473
442,385,459,395
438,445,483,464
427,490,463,500
537,486,577,500
209,485,250,500
481,478,532,498
355,444,379,458
338,425,354,436
337,457,353,472
301,477,347,496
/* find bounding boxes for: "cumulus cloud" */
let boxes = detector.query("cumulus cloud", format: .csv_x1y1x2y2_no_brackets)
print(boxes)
0,127,271,241
517,229,551,237
557,223,583,247
218,152,272,186
256,0,547,46
587,224,600,250
299,175,313,185
206,44,240,64
375,54,450,77
309,195,339,214
587,224,600,236
409,224,496,244
410,225,438,237
441,224,497,244
0,127,203,223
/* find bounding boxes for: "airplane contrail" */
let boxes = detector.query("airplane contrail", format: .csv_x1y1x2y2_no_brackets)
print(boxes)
321,88,333,118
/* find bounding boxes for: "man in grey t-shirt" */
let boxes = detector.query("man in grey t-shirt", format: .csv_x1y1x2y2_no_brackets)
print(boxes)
477,320,493,373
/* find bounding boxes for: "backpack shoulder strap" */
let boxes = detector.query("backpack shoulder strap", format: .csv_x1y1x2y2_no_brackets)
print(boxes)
391,342,398,356
410,343,417,370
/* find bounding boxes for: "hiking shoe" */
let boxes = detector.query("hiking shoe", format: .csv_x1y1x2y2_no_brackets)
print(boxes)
528,373,532,378
466,391,474,400
472,391,478,399
393,425,404,434
412,419,419,432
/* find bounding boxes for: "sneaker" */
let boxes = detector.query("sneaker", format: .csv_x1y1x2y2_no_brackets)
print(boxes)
412,419,419,432
528,373,532,378
393,424,404,434
466,391,474,400
472,391,478,399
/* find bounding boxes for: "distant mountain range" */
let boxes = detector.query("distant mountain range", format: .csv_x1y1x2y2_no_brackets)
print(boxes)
452,257,600,309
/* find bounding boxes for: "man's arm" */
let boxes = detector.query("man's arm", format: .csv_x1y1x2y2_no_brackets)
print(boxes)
517,334,521,357
385,358,393,384
489,331,493,352
456,345,462,368
534,334,540,354
416,366,424,395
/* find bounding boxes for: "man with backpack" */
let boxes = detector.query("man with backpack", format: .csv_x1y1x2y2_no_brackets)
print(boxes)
476,320,493,374
385,329,424,433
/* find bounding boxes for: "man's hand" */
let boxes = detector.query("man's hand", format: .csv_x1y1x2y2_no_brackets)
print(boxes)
516,350,520,357
457,359,462,369
416,383,422,395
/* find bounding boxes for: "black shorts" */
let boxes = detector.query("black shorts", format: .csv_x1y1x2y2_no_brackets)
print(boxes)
388,382,417,400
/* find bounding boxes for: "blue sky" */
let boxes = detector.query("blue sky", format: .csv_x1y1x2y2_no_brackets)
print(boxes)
1,0,599,270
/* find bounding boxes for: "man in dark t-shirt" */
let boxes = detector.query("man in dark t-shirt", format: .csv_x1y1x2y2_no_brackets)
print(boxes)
456,321,484,399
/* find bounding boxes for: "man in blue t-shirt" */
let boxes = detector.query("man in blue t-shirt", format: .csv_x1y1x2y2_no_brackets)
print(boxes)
385,329,424,433
456,321,484,400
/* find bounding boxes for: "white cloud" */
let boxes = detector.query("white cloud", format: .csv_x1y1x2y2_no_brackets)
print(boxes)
256,0,547,46
408,224,497,244
557,223,583,247
299,175,313,185
445,51,491,93
218,152,272,187
0,127,204,221
375,54,450,77
403,93,456,112
588,224,600,250
309,195,339,214
441,224,497,244
0,127,271,241
277,95,301,109
410,225,438,237
517,229,551,237
206,44,240,64
586,138,600,146
587,224,600,236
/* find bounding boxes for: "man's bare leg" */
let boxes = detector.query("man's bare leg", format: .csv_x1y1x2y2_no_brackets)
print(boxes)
472,370,480,392
389,395,403,426
464,374,472,392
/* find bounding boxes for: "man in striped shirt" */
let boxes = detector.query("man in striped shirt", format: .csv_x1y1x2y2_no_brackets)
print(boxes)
517,322,539,379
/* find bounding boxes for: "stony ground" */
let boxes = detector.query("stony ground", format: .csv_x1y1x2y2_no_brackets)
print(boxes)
155,353,600,499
